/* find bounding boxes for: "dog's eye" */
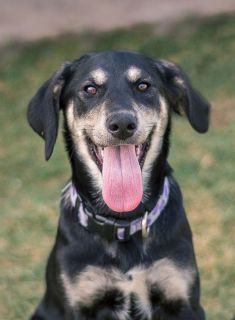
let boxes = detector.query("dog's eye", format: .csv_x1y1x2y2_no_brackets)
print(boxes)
84,85,97,95
137,82,150,92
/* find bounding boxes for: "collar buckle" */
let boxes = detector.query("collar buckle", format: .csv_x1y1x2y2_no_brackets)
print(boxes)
87,214,131,242
141,211,150,238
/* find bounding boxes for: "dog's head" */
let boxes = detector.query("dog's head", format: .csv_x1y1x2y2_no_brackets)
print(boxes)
27,51,210,213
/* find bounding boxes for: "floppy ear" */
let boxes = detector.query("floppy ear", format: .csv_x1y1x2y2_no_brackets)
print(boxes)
27,62,71,160
155,59,210,133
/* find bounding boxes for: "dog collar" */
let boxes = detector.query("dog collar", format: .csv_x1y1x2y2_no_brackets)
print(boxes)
65,177,170,242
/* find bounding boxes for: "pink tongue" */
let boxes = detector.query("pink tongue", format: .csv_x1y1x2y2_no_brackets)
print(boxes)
102,145,143,212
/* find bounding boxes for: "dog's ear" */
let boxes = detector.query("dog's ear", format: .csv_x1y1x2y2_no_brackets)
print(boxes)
155,59,210,133
27,62,71,160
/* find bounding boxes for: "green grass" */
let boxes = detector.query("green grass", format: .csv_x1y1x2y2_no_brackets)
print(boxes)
0,14,235,320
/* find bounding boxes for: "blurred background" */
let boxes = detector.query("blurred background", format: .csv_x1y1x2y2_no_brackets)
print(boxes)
0,1,235,319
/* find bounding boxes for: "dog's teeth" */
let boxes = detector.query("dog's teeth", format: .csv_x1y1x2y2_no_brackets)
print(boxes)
97,146,104,159
135,146,140,157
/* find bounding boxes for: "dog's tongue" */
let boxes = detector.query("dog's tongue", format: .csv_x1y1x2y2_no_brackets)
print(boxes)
102,145,143,212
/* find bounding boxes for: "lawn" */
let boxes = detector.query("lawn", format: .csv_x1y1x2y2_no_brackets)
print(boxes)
0,14,234,320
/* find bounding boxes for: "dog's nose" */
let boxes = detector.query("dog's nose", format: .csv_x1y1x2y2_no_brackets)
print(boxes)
107,113,137,140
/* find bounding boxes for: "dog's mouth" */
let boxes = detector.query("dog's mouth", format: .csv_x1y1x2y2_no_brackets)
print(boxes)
87,135,151,213
87,137,151,171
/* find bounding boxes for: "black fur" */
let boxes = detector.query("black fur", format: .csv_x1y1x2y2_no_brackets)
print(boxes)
27,51,210,320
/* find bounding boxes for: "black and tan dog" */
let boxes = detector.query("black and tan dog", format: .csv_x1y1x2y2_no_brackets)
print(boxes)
27,51,210,320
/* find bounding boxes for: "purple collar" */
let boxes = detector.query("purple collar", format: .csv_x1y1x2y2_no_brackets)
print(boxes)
65,177,170,241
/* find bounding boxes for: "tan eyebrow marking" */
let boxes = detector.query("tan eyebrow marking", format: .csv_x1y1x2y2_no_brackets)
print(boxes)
90,68,108,85
126,66,142,82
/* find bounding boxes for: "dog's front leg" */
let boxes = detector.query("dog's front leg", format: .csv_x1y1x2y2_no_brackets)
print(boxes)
152,305,205,320
30,296,64,320
61,266,130,320
147,258,205,320
75,287,129,320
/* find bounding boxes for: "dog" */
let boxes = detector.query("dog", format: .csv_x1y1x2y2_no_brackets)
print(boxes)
27,51,210,320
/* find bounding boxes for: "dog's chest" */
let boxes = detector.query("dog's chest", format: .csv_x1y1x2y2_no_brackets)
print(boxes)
61,247,195,319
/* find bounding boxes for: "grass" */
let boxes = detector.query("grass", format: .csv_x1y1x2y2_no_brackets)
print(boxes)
0,13,235,320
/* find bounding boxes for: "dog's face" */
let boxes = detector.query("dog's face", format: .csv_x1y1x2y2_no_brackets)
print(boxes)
65,53,162,148
27,51,210,213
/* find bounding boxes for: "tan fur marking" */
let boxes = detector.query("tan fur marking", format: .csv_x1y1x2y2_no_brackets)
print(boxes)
66,101,103,191
53,83,62,94
61,267,124,307
90,68,108,85
174,76,185,88
146,258,195,302
61,259,194,317
142,96,169,197
61,182,73,208
61,266,130,319
61,266,152,318
159,59,176,69
126,66,142,82
121,267,152,319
